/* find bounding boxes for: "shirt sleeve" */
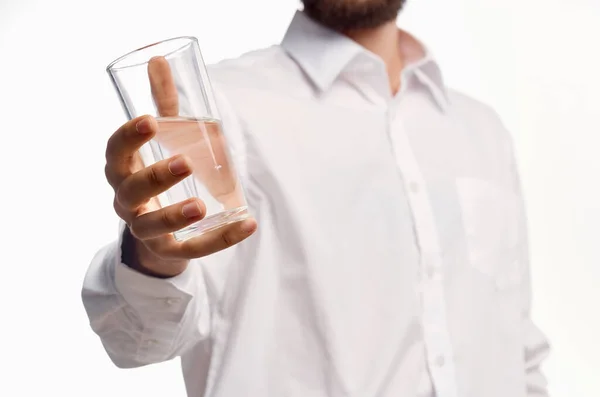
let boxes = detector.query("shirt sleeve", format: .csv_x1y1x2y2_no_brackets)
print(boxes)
81,221,212,368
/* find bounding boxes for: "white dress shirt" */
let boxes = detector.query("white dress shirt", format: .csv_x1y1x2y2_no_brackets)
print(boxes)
82,10,550,397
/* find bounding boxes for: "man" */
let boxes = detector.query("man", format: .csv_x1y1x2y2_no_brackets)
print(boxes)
82,1,550,396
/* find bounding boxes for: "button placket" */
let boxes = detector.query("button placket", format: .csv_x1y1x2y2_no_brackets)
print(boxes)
389,112,459,397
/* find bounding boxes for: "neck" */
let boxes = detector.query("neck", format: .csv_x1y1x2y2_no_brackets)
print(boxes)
343,21,403,94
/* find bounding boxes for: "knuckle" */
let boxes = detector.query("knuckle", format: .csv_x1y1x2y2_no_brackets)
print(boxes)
104,164,121,189
104,164,113,185
221,230,235,247
128,220,148,240
146,166,162,187
160,209,177,229
105,133,119,161
105,138,114,161
114,183,131,209
112,196,121,214
113,197,133,223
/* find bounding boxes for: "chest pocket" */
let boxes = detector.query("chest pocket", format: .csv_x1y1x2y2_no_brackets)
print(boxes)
456,177,524,290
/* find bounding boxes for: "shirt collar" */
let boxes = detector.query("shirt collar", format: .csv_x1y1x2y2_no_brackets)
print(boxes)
281,10,449,110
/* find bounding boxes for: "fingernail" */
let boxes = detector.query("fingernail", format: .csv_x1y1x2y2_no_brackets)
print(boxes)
136,118,153,134
168,157,190,176
182,202,202,219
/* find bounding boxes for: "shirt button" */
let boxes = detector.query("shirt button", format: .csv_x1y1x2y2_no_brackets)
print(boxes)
144,339,158,346
165,297,180,306
435,355,446,367
426,265,437,280
409,182,420,194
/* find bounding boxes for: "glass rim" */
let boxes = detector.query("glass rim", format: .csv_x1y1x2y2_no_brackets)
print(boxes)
106,35,198,72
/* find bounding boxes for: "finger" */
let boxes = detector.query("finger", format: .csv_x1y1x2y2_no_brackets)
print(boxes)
105,116,157,188
113,196,133,224
148,56,179,117
130,198,206,240
174,217,258,259
116,155,192,211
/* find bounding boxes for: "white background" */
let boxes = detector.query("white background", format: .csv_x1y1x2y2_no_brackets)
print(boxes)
0,0,598,396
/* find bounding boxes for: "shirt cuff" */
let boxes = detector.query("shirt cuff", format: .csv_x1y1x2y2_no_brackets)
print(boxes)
113,221,199,315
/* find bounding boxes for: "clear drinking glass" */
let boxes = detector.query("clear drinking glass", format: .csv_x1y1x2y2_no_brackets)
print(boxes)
107,37,249,241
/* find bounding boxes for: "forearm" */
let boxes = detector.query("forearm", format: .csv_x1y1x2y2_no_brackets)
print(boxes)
121,224,187,278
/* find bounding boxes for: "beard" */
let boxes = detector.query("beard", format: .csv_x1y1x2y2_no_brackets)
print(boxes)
301,0,407,31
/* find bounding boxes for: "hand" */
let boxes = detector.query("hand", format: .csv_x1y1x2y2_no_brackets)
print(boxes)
104,57,257,277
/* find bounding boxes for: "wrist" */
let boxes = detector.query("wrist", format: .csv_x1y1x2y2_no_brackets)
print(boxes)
121,226,188,278
135,238,188,278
